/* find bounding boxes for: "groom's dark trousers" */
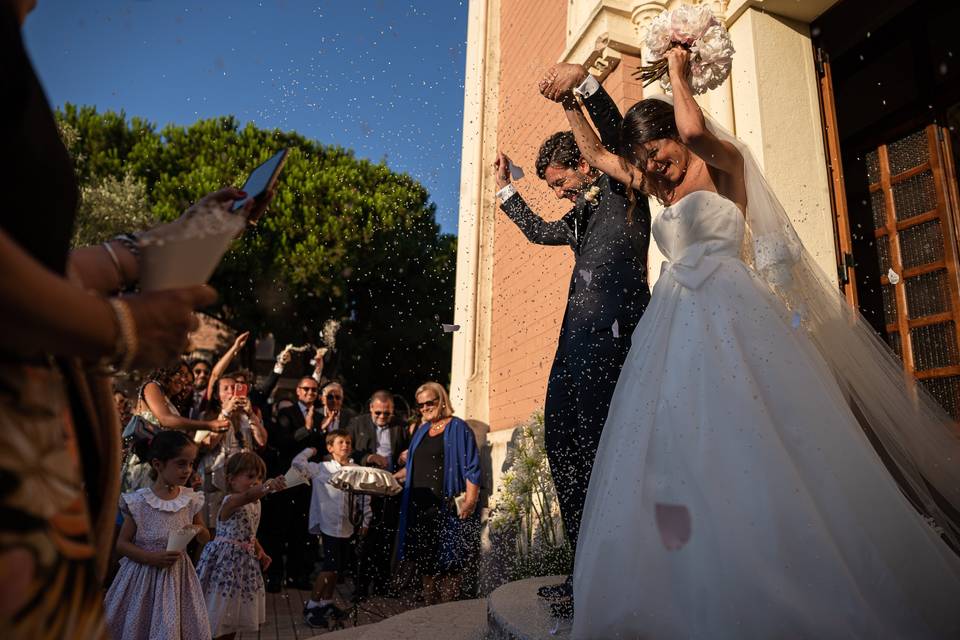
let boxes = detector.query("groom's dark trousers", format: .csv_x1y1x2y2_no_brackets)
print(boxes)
499,83,650,554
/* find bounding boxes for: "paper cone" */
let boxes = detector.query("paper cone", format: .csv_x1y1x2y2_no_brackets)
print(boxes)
166,526,198,552
282,466,310,489
138,202,246,292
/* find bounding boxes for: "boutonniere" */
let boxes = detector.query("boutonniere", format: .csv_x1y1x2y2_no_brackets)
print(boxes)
584,184,601,205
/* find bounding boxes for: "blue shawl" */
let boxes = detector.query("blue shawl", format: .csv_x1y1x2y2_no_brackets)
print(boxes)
396,416,482,560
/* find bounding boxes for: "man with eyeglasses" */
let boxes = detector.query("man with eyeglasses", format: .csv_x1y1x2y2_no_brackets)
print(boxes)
289,382,357,453
187,356,212,417
269,376,334,591
345,390,410,597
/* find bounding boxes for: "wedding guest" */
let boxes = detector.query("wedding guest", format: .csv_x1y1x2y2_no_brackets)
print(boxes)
104,431,211,640
346,390,410,596
114,387,133,427
188,355,212,417
196,451,285,639
0,4,271,636
294,431,372,629
194,375,268,534
121,363,230,492
266,376,325,590
313,382,357,439
395,382,481,605
209,337,290,416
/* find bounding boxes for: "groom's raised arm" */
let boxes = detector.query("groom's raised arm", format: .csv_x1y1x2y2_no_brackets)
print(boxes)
578,75,622,153
540,64,622,153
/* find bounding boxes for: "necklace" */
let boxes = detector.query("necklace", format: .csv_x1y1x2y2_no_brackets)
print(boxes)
430,418,450,431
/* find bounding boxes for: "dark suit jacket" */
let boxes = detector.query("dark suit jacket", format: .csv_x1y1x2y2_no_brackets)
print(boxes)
345,413,410,470
500,84,651,352
272,403,357,467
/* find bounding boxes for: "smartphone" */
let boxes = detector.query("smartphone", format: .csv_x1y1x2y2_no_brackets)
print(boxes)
233,382,249,398
232,148,289,213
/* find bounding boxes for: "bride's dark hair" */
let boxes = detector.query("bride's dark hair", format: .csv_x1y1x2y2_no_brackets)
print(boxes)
619,99,681,212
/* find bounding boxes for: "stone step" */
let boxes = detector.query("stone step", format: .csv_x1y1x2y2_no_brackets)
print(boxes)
486,575,571,640
315,598,488,640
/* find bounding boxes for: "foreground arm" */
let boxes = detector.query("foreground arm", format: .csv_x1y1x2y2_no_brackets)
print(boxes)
206,331,249,401
562,100,646,193
143,382,229,432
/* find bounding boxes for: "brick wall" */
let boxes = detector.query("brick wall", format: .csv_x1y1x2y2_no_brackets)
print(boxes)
489,0,571,430
488,3,647,431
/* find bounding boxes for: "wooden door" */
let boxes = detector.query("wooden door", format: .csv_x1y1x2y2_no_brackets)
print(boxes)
864,125,960,418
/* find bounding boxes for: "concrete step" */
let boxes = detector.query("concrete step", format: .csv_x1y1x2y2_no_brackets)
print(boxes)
315,598,488,640
486,576,571,640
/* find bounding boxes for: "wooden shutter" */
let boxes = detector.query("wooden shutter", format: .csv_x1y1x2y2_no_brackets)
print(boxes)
816,48,857,306
867,125,960,419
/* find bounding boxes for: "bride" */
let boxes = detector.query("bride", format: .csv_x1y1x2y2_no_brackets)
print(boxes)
552,46,960,638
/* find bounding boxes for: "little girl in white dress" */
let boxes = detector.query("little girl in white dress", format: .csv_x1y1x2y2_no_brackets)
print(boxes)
105,430,211,640
196,451,285,639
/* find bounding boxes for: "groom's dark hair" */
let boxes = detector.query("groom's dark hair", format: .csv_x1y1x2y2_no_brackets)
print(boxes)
535,131,583,180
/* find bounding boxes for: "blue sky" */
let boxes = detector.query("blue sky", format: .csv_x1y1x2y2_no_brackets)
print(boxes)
22,0,468,234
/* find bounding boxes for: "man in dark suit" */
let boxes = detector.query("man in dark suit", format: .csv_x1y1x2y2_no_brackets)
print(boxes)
263,376,330,590
494,63,651,609
345,390,410,597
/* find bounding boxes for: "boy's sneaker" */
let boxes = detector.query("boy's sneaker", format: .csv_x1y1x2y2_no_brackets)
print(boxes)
303,603,348,629
303,604,331,629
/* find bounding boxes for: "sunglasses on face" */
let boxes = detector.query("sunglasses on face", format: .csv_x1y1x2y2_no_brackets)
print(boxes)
298,386,319,393
373,411,393,417
416,398,440,409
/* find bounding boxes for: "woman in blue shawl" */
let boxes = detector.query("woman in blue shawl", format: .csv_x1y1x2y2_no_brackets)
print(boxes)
395,382,482,604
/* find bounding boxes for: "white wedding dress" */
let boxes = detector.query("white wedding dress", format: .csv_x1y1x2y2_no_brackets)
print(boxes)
572,190,960,639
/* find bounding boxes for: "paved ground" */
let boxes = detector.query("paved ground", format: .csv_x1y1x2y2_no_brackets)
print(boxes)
236,584,417,639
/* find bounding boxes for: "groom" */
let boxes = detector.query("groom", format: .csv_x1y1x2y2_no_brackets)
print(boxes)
494,63,650,612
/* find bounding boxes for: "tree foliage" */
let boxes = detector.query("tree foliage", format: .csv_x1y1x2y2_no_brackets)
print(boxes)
57,104,457,403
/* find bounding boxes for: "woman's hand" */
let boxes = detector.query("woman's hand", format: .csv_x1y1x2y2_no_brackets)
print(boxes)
258,550,272,571
122,285,217,368
459,500,477,520
243,187,276,226
147,550,183,568
231,330,250,353
208,417,231,433
665,45,690,80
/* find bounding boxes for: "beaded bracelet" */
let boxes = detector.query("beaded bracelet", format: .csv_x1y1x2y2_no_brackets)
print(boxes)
112,232,142,259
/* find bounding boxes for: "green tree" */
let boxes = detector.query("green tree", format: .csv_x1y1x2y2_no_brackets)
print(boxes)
57,105,457,403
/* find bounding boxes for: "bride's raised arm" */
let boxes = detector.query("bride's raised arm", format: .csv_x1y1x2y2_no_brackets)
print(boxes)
561,96,647,193
666,47,742,176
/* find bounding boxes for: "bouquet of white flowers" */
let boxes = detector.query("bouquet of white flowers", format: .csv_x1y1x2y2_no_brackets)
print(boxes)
634,4,735,95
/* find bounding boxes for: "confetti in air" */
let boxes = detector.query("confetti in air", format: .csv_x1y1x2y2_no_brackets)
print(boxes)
578,269,593,286
442,323,460,333
887,268,900,285
611,319,620,338
508,160,525,180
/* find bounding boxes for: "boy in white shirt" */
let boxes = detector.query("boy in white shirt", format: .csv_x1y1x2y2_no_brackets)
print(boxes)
293,429,372,628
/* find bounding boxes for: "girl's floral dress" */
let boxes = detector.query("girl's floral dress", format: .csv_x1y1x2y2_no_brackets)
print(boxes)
104,488,211,640
196,498,265,635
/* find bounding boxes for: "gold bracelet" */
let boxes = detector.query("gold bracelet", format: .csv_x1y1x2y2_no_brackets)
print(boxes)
108,298,138,371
